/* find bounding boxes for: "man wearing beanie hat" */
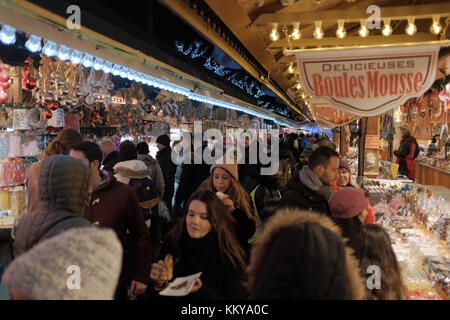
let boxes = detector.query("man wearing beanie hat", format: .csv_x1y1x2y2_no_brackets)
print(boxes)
329,188,369,250
14,155,92,257
156,135,177,215
2,227,122,300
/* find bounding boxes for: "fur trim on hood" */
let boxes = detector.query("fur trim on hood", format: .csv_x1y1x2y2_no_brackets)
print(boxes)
246,208,365,300
113,160,151,180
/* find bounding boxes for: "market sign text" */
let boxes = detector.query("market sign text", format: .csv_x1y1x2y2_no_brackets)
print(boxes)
294,45,440,116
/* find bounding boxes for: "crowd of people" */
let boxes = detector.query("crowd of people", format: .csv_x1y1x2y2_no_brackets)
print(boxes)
0,129,408,300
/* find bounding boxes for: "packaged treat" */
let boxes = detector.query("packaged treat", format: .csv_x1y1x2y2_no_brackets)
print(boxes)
9,186,26,216
0,187,10,211
8,135,22,158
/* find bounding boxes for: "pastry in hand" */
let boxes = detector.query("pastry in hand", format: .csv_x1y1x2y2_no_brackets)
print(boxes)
216,192,227,200
161,254,174,281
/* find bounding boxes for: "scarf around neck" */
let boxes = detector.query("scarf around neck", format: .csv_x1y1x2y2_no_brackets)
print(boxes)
298,166,334,201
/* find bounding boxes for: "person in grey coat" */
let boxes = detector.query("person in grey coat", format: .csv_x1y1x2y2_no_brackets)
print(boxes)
13,155,92,257
136,142,165,198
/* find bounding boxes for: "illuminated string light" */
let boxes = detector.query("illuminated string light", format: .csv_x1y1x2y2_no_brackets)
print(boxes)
430,16,442,35
382,18,393,37
336,20,346,39
405,17,417,36
358,20,369,37
313,21,323,40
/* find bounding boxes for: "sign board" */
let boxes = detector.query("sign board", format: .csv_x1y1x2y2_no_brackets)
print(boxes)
294,44,440,116
365,135,380,149
311,102,360,127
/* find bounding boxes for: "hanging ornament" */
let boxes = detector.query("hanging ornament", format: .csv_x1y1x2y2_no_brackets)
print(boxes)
0,70,10,82
0,89,8,102
0,81,10,90
47,102,59,111
43,110,53,119
21,57,37,90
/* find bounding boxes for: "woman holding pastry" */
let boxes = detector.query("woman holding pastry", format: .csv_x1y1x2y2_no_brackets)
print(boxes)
198,156,256,255
147,190,248,299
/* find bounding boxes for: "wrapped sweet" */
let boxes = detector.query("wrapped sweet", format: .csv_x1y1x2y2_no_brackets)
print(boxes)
0,186,9,210
9,185,26,216
8,135,22,158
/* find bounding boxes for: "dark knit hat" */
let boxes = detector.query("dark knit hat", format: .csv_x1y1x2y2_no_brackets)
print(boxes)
156,135,170,147
118,141,138,162
339,159,351,174
329,188,369,219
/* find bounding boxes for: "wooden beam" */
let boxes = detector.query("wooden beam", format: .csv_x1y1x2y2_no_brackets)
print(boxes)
252,3,450,27
268,33,438,49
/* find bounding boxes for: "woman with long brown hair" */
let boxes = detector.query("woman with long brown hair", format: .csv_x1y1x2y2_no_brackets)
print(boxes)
354,224,407,300
147,190,248,299
198,155,256,255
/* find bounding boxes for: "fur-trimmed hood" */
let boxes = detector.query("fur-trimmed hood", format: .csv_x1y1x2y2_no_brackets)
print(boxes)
113,160,151,184
246,208,365,300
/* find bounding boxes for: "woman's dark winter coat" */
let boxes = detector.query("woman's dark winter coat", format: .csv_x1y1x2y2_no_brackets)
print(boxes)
231,207,256,255
247,209,365,300
14,155,92,257
147,227,247,299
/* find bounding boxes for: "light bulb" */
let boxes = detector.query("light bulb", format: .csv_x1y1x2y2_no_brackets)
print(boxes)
127,70,135,81
313,21,323,40
405,18,417,36
359,20,369,37
42,40,58,57
430,16,442,35
0,24,16,45
291,24,301,40
269,27,279,41
56,45,71,61
382,19,393,37
102,61,113,74
25,34,42,52
119,67,128,78
81,53,94,68
336,20,346,39
70,49,83,64
134,72,143,82
111,64,122,76
296,82,302,90
93,57,105,71
288,64,294,73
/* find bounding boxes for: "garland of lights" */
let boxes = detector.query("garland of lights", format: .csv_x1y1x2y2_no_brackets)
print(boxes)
174,39,292,118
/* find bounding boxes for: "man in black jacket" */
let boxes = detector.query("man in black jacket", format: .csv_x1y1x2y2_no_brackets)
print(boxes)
156,135,177,215
280,146,340,216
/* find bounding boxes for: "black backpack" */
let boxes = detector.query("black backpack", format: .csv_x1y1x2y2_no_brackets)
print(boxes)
128,177,159,220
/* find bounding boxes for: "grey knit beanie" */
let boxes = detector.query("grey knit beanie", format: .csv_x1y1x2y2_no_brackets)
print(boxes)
2,227,122,300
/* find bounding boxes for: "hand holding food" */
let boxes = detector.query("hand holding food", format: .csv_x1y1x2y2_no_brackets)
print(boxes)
216,191,227,200
160,254,174,281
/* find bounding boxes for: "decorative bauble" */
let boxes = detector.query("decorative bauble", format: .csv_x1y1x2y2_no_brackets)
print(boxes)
66,98,73,105
0,71,10,82
22,77,36,90
48,79,55,85
44,95,53,103
85,94,95,105
48,102,59,111
43,110,53,119
47,88,55,95
62,88,70,95
0,81,10,89
57,80,65,87
103,96,112,106
0,90,8,102
76,91,83,97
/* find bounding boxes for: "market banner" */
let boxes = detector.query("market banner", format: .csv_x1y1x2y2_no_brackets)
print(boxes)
311,102,360,128
294,44,440,116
